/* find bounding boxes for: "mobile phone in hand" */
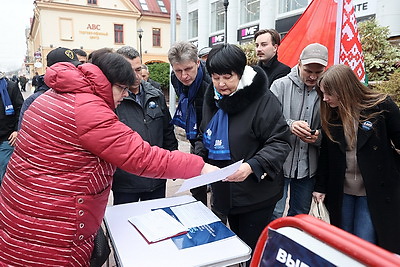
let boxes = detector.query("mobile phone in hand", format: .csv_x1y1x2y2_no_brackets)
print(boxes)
310,129,316,135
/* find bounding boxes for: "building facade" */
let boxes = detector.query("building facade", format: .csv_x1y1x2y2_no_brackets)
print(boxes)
178,0,400,49
26,0,178,76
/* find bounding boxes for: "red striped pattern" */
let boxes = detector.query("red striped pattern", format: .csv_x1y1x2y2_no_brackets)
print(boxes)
0,62,205,265
0,90,113,266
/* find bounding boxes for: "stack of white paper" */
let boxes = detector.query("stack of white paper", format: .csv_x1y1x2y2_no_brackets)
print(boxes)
128,209,187,243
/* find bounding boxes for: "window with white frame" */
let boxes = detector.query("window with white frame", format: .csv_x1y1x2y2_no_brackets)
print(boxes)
139,0,149,11
240,0,260,24
188,10,198,39
211,1,225,32
279,0,308,13
157,1,168,13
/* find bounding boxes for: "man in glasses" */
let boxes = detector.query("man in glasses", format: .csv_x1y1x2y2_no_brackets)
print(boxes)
112,46,178,204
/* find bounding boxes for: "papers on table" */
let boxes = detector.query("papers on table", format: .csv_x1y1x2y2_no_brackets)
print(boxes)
128,209,187,244
128,201,236,248
165,202,236,249
170,201,220,228
175,160,243,194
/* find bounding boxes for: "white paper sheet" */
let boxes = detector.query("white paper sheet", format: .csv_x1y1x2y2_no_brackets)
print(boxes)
170,201,220,228
128,209,187,243
175,160,243,194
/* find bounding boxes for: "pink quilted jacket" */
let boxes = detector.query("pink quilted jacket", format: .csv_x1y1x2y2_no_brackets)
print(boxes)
0,63,204,266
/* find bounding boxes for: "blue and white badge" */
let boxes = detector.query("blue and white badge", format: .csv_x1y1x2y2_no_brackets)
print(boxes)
148,101,157,109
361,121,373,131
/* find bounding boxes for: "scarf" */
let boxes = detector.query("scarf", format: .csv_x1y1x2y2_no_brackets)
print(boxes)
0,78,14,116
203,88,231,160
171,65,203,140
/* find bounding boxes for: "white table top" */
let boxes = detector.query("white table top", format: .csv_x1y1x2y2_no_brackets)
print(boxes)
104,195,252,267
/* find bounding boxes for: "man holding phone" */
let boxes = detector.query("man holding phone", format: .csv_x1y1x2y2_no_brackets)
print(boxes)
270,43,328,219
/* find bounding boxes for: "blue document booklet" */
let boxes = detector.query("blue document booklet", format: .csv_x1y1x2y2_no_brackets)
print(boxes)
171,220,235,249
156,201,235,250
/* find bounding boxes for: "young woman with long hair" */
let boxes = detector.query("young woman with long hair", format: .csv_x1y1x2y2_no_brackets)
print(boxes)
313,64,400,254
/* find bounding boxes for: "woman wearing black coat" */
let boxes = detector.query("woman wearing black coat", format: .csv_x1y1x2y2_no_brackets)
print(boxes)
195,44,291,254
313,64,400,254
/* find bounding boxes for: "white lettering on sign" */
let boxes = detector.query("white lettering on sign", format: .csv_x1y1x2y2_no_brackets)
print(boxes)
242,25,258,37
213,35,224,43
276,248,310,267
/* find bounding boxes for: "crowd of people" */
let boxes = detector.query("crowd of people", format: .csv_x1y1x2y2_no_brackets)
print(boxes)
0,27,399,266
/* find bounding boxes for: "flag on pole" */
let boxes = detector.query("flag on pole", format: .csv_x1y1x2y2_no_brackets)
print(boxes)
278,0,365,82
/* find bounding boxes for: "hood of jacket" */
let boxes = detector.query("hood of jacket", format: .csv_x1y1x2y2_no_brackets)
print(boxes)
204,65,268,115
44,62,115,110
287,65,305,90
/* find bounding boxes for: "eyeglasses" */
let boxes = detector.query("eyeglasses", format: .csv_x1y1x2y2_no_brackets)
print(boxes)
114,84,129,94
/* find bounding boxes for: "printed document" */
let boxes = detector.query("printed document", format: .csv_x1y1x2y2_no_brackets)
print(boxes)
176,160,243,194
159,201,236,249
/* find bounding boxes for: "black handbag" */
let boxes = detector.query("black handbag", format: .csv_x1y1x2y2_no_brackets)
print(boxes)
90,227,111,267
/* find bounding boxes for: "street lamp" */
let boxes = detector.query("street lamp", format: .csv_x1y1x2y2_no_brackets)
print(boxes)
223,0,229,44
137,28,143,57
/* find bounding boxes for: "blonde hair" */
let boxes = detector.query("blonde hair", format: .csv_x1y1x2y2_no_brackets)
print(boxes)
317,64,387,149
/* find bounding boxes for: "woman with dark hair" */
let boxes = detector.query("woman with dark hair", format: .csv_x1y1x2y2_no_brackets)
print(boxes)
313,64,400,254
195,43,291,254
0,50,216,266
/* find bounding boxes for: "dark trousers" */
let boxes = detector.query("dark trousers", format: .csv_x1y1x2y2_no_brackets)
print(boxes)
112,185,166,205
190,185,208,206
189,144,208,206
228,203,275,253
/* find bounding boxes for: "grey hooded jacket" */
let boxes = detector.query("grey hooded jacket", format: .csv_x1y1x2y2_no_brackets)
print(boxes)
270,66,321,179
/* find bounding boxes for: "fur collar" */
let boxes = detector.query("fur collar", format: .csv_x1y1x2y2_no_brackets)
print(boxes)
204,65,268,115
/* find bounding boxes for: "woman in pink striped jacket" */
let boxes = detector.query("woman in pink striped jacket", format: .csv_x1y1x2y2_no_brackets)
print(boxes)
0,50,215,266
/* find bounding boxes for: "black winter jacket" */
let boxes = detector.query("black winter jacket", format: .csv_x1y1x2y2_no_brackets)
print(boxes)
0,79,23,141
315,97,400,254
195,66,291,215
112,81,178,193
257,54,291,87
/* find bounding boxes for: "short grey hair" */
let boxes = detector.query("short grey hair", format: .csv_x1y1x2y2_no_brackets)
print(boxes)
168,41,198,65
116,46,140,60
